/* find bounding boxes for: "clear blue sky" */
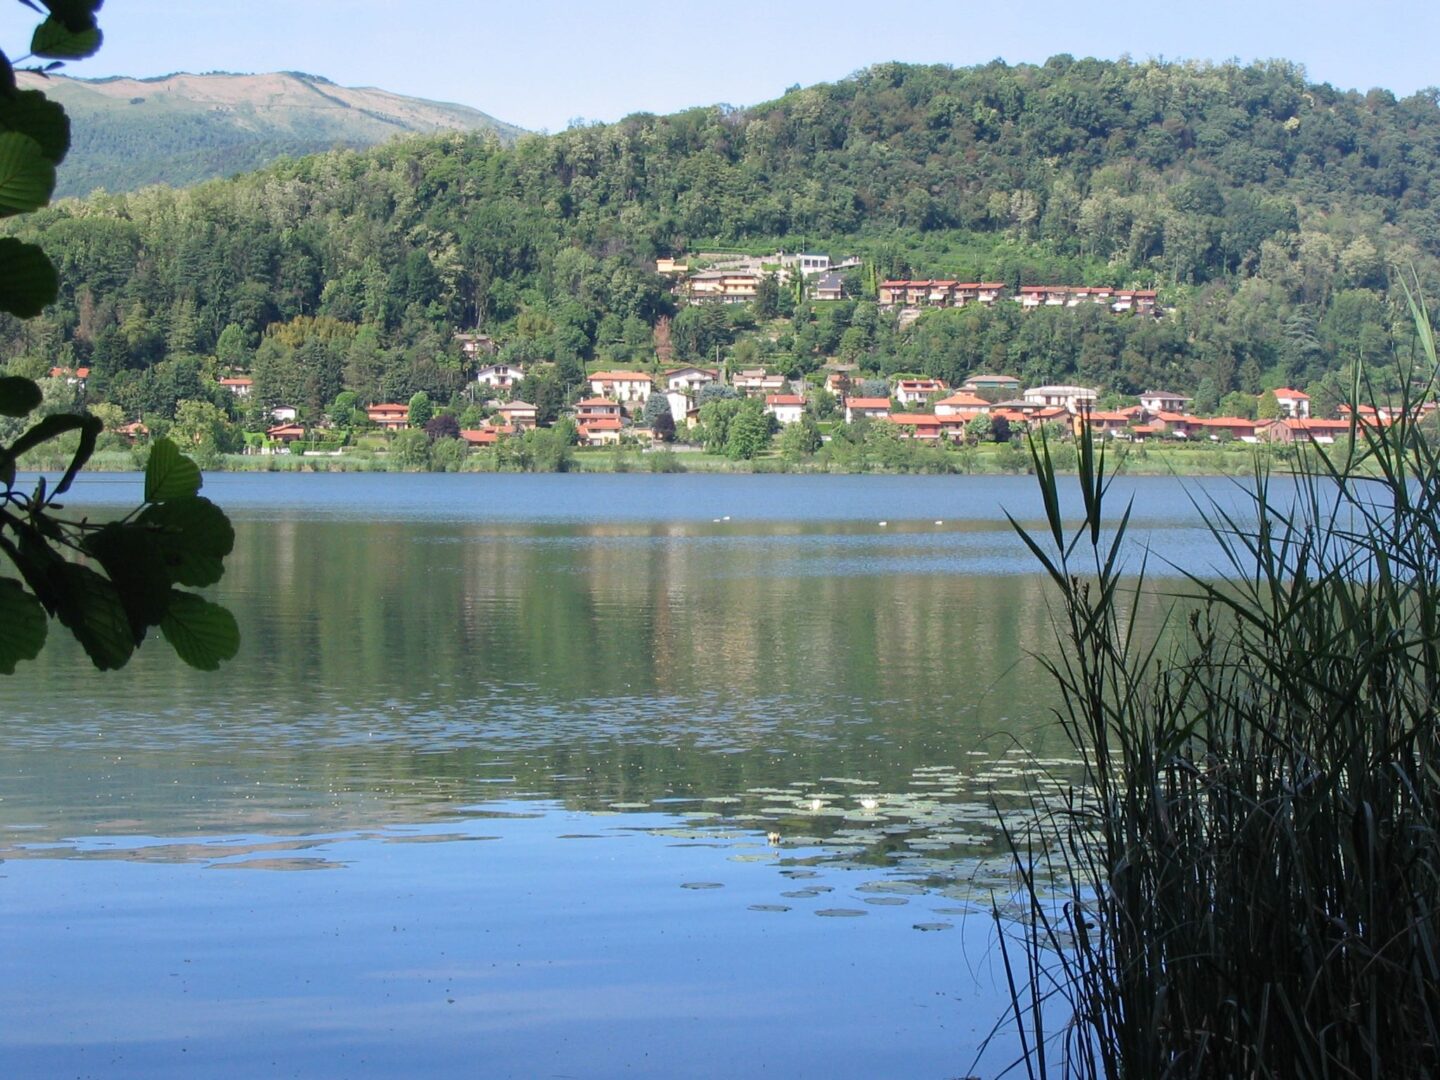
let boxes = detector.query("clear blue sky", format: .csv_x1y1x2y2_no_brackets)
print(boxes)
2,1,1434,132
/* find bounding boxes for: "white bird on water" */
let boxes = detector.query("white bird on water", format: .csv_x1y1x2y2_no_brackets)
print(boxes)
878,521,888,527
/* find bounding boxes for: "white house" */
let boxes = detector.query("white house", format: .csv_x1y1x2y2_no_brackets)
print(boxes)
270,405,298,423
1023,385,1099,412
664,366,717,393
894,378,948,406
764,394,806,425
589,371,654,404
1273,387,1311,419
664,390,691,425
845,397,891,423
474,362,524,391
732,369,787,395
1139,390,1192,414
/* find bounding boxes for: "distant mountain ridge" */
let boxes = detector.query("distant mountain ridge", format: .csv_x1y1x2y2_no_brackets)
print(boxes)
18,70,526,198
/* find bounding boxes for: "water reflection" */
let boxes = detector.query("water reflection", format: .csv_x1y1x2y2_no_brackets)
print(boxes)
0,476,1213,1077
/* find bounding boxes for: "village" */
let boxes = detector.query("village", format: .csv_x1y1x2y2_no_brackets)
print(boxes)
46,251,1408,458
218,361,1401,453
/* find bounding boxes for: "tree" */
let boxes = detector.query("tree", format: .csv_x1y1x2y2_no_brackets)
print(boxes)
640,391,672,429
424,413,460,441
779,412,822,457
0,3,237,673
966,413,994,444
407,390,433,429
650,409,676,443
726,401,771,460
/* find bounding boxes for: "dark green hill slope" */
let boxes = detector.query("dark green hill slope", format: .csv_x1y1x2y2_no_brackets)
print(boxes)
5,58,1439,422
22,70,525,197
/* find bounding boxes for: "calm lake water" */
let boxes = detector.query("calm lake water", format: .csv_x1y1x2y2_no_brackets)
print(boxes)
0,472,1253,1078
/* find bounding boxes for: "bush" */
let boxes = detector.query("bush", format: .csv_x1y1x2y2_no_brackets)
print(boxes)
999,295,1440,1078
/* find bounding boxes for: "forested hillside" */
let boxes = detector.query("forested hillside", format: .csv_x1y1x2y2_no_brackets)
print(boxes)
20,70,525,198
5,56,1439,430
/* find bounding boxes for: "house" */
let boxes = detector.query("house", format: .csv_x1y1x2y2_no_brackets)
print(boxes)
589,371,653,404
894,378,948,406
885,413,944,441
1139,391,1192,414
1023,385,1099,412
460,428,503,447
783,252,832,276
663,390,691,425
934,391,991,417
732,369,787,395
1272,388,1311,419
575,397,623,423
577,417,624,446
962,374,1022,398
1017,286,1158,314
764,394,807,425
656,257,688,274
1260,418,1354,445
845,397,891,423
218,376,252,397
687,270,762,304
1191,417,1261,442
115,421,149,443
266,422,306,444
49,366,90,387
474,362,524,390
664,366,717,393
1071,411,1135,439
367,403,409,429
454,332,497,360
811,272,845,302
878,280,1005,308
496,401,538,429
271,405,298,423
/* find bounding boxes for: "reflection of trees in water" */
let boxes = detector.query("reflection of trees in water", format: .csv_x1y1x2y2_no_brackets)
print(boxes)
4,518,1174,844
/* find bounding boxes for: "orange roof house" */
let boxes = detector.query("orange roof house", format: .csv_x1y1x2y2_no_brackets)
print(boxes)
366,403,409,429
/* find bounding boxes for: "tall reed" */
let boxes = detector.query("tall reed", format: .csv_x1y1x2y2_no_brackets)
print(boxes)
995,295,1440,1079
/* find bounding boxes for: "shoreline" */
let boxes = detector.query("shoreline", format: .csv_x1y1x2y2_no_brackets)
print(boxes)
51,442,1291,478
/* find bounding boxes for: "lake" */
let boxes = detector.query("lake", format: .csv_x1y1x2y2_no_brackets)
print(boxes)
0,472,1252,1078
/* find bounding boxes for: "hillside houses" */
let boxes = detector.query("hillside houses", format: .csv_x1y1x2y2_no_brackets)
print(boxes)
1017,285,1158,314
878,280,1005,308
687,270,761,304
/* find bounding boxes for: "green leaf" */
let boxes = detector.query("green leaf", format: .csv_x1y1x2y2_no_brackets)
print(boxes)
0,131,55,216
0,90,70,165
144,437,202,502
161,591,239,671
82,521,172,638
41,1,102,31
52,561,134,670
136,496,235,587
0,237,58,317
0,576,46,673
0,51,15,95
0,374,41,417
30,15,101,60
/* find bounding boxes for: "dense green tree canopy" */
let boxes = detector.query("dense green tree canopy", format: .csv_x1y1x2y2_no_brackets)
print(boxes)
3,56,1437,420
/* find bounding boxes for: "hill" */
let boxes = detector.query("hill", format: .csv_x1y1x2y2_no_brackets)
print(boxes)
19,70,526,197
5,57,1440,429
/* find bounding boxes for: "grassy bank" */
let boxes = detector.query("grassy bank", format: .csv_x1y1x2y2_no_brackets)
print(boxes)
44,440,1285,478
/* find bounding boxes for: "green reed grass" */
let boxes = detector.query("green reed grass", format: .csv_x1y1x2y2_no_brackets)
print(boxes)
992,293,1440,1079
